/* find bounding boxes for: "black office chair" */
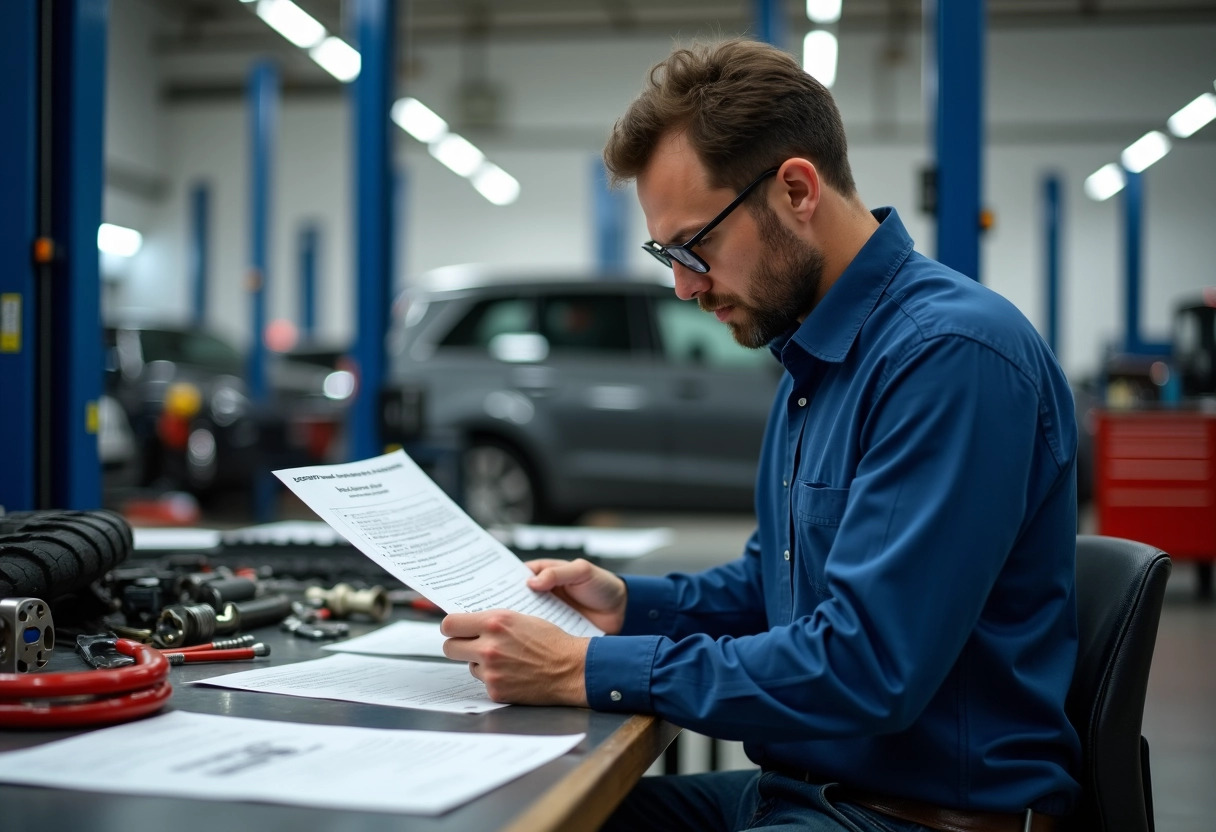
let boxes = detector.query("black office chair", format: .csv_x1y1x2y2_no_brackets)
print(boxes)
1065,535,1171,832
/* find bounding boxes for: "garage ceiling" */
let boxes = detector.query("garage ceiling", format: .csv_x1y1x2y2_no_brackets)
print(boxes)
147,0,1216,98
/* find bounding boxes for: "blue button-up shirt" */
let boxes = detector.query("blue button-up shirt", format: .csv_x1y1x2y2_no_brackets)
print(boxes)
585,208,1082,815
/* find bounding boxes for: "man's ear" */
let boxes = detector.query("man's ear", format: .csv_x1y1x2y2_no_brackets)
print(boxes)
774,158,820,224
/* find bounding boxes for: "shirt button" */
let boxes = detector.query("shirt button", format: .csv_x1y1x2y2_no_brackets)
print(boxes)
782,479,788,487
610,691,622,702
797,397,807,407
648,609,659,620
783,550,791,561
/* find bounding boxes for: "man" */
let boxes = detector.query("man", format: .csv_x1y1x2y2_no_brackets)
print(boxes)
442,38,1080,832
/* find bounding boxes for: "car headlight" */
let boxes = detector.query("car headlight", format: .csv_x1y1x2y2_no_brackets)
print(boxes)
210,383,249,427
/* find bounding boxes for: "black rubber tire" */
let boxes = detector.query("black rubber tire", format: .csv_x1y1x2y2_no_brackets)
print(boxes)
0,510,132,599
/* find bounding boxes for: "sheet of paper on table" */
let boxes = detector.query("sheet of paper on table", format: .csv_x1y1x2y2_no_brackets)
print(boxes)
273,450,602,638
193,652,503,713
0,711,584,816
322,620,447,658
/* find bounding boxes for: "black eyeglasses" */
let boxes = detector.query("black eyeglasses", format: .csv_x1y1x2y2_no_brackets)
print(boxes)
642,168,779,274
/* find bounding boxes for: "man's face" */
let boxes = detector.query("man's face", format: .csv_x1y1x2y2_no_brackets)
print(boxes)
637,133,823,348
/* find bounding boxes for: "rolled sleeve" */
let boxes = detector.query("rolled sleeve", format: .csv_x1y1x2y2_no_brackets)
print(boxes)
585,634,661,712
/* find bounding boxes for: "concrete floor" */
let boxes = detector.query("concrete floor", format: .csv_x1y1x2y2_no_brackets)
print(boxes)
590,510,1216,831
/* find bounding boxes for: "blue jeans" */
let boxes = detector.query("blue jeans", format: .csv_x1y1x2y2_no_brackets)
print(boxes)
600,770,933,832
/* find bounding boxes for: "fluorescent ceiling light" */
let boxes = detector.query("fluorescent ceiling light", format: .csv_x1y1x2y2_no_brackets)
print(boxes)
1084,163,1126,201
98,223,143,257
256,0,325,49
1120,130,1171,173
391,97,449,143
429,134,485,177
803,30,838,88
1167,92,1216,138
806,0,842,24
309,36,360,82
472,163,521,206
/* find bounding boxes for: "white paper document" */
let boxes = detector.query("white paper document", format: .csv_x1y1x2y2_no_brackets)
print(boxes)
193,652,504,713
273,450,603,637
0,711,584,816
323,620,448,658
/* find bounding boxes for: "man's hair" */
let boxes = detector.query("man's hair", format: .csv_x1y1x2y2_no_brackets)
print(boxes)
603,38,856,197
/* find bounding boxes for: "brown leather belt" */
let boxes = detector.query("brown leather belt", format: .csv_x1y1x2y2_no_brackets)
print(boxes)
765,769,1057,832
835,788,1058,832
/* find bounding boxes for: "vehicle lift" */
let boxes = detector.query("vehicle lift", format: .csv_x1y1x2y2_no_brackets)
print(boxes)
0,0,108,512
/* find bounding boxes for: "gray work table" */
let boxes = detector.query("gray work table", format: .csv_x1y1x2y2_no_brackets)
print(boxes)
0,614,679,831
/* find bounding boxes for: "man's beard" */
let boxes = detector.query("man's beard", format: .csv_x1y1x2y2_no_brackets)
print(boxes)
698,203,825,348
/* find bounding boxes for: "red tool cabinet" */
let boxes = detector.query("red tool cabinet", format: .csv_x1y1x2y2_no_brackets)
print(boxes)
1094,409,1216,564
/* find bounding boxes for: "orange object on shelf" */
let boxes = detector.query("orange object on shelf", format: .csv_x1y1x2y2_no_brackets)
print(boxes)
1094,409,1216,562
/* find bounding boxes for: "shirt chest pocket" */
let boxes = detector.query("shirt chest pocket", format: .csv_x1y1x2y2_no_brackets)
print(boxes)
792,483,851,596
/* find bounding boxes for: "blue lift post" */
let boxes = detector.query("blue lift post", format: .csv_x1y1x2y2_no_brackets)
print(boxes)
48,0,108,509
349,0,397,461
1122,168,1144,354
247,61,278,401
0,0,39,511
592,158,627,276
1043,174,1062,356
753,0,786,47
299,223,319,341
248,60,279,521
924,0,985,282
190,183,210,326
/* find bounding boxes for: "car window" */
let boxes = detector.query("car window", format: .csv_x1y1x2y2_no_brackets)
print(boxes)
653,297,772,369
440,297,535,348
538,294,635,354
138,329,244,375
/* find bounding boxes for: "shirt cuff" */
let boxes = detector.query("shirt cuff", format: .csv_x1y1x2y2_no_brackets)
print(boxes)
585,634,661,713
620,575,680,635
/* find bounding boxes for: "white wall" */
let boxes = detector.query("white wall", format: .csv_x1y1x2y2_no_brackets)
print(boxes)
104,5,1216,379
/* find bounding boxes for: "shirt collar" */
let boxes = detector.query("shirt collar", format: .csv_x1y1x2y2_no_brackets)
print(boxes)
773,207,914,365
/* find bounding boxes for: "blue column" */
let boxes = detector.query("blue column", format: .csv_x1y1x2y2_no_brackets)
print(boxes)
0,0,39,510
753,0,786,47
48,0,108,509
925,0,985,281
592,157,627,276
247,61,278,521
1042,174,1062,355
1122,169,1143,354
349,0,396,461
190,182,210,326
299,223,319,340
247,61,278,401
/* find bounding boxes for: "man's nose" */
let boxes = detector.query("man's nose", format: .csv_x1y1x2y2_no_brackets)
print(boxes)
672,263,710,301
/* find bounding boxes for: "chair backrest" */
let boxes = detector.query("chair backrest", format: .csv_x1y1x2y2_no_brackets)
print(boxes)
1065,535,1171,832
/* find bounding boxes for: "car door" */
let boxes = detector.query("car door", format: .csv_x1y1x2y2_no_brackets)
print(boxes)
646,292,783,509
531,289,666,507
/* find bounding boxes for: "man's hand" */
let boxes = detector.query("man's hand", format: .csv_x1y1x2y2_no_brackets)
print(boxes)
441,611,590,706
524,557,628,635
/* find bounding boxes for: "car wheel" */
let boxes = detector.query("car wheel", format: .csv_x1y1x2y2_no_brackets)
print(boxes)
462,441,538,527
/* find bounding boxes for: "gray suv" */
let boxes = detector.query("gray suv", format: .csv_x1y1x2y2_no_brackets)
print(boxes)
382,267,781,526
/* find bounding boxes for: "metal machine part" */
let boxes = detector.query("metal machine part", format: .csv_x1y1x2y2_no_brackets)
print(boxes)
154,603,223,648
0,597,54,673
186,576,259,610
304,583,391,621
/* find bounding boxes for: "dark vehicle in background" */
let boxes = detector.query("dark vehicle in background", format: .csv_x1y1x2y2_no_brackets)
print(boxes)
381,267,781,526
1174,295,1216,398
104,324,353,496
